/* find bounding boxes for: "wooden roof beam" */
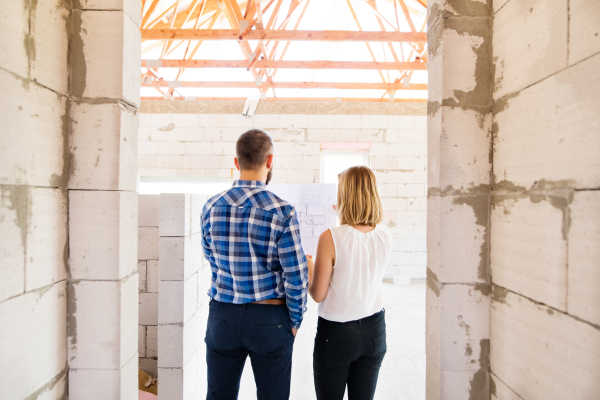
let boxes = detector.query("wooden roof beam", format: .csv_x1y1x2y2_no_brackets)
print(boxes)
141,59,427,70
143,81,427,90
141,29,427,42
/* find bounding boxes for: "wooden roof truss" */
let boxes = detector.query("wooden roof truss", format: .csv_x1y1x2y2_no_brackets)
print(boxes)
140,0,428,101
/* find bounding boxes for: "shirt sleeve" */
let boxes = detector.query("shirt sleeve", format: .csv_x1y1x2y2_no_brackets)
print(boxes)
200,205,212,261
277,210,309,329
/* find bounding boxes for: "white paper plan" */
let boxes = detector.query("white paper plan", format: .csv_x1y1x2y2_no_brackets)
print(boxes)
267,183,338,257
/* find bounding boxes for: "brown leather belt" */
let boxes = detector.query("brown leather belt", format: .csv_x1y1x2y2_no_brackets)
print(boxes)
252,298,286,305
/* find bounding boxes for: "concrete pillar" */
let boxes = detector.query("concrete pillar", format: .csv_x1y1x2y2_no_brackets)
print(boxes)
67,1,141,398
426,1,493,399
158,194,209,400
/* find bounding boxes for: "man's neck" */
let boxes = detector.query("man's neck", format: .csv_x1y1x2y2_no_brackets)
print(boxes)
239,170,266,183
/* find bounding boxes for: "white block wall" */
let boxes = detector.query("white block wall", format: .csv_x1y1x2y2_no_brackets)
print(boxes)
0,0,69,398
158,193,210,400
138,111,427,279
489,0,600,398
138,195,160,376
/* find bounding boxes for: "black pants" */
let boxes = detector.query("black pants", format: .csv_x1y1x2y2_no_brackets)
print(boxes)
205,300,295,400
313,310,386,400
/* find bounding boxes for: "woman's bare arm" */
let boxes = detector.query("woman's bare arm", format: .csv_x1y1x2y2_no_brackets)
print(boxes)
308,229,336,303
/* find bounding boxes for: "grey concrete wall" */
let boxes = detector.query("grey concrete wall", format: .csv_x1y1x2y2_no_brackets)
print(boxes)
0,0,70,397
1,0,141,398
427,1,600,399
426,0,493,398
490,0,600,398
138,195,160,376
67,1,141,398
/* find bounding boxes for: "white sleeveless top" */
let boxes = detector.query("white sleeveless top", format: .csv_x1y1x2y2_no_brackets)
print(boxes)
318,224,393,323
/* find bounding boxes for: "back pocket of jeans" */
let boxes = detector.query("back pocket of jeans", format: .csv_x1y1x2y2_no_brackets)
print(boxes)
313,334,356,366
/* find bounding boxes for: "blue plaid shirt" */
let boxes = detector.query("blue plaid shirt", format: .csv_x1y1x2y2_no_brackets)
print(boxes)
200,180,308,329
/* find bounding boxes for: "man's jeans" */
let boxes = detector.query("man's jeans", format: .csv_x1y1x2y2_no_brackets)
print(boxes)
205,299,295,400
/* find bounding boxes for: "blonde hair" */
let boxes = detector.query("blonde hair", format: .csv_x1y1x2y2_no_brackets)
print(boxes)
337,166,384,227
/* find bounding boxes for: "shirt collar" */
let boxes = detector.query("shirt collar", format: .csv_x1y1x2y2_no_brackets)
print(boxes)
233,180,266,188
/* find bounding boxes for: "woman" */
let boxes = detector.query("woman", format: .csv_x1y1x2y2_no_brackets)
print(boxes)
306,165,392,400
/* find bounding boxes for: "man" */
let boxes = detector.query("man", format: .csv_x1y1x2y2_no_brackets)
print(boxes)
201,129,309,400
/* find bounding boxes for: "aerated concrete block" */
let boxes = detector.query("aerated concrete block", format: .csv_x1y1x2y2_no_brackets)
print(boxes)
69,353,137,400
427,194,488,283
490,287,600,400
139,292,158,325
158,368,184,399
567,190,600,326
147,260,159,293
361,115,387,129
138,326,146,358
334,115,361,129
0,69,67,187
357,129,384,143
490,373,522,400
491,195,567,310
24,188,68,291
70,102,138,191
292,142,320,156
223,114,253,128
76,0,141,27
253,114,280,128
388,116,415,129
70,190,138,280
428,107,491,192
146,325,158,358
0,185,26,302
31,0,69,94
158,281,184,326
71,10,140,105
0,282,67,400
493,54,600,189
68,275,138,370
158,236,203,280
139,194,160,227
139,227,159,260
493,0,567,100
307,128,335,142
280,114,307,128
158,324,184,368
160,194,190,237
0,0,29,77
307,115,335,129
569,0,600,65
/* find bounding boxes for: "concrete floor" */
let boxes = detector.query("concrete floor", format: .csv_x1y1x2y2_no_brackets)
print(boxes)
237,281,426,400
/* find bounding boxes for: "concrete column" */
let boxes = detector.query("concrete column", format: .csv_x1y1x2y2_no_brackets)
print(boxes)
67,1,141,398
158,194,209,399
426,1,493,399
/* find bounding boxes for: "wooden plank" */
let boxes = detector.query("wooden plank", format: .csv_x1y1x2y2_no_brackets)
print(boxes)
140,96,427,102
143,81,427,90
141,29,427,42
141,59,427,70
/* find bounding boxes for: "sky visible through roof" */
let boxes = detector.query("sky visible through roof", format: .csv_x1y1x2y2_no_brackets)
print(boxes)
141,0,428,100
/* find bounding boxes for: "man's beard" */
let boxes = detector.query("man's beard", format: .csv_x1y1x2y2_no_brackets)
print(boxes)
266,167,274,185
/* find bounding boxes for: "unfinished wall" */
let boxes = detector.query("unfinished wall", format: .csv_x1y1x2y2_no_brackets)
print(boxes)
67,1,141,397
138,195,160,376
158,193,210,399
0,0,70,397
490,0,600,398
138,101,427,280
1,0,141,398
426,0,493,398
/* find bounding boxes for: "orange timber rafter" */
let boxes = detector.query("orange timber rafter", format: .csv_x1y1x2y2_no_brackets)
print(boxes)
140,0,428,101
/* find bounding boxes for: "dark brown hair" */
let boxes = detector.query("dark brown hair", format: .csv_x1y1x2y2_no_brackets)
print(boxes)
236,129,274,171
